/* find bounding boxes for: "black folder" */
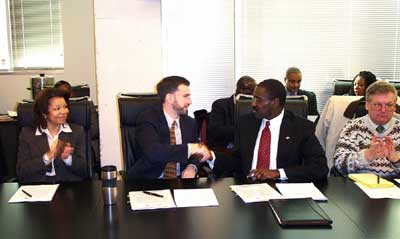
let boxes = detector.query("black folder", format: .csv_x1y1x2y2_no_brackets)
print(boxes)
268,198,332,227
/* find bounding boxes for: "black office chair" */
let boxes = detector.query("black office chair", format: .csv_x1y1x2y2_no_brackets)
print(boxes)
117,93,160,172
235,98,253,124
389,81,400,96
71,84,90,97
235,96,309,121
16,99,94,179
285,95,308,118
333,79,352,95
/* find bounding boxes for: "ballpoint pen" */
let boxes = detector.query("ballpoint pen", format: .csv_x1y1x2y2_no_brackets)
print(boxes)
22,189,32,197
143,191,164,198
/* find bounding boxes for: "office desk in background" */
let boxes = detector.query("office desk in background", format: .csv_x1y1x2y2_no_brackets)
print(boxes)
1,177,400,239
0,117,18,182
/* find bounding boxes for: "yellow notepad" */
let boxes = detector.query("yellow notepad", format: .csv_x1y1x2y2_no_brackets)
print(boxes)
348,173,394,188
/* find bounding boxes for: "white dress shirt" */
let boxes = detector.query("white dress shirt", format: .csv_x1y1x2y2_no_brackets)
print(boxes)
251,110,288,180
36,123,73,176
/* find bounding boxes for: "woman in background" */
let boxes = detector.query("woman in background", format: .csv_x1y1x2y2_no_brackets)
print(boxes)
17,88,87,183
344,71,377,118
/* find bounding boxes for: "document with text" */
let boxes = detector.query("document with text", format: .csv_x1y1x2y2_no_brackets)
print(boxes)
128,190,176,210
354,182,400,199
173,188,219,208
8,184,59,203
230,183,283,203
275,183,328,201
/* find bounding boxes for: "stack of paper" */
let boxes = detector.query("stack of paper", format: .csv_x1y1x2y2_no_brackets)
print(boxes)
8,184,59,203
173,188,219,208
275,183,328,201
128,190,176,210
349,173,394,188
354,182,400,199
230,183,283,203
128,188,219,210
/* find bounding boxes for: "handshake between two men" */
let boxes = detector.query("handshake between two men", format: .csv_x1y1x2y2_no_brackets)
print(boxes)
181,143,213,178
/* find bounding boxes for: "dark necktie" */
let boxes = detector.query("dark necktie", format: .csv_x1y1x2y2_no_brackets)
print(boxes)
164,121,177,179
257,121,271,169
376,125,385,134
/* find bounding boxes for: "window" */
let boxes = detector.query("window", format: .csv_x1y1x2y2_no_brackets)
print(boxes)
236,0,400,112
161,0,235,113
5,0,64,69
162,0,400,114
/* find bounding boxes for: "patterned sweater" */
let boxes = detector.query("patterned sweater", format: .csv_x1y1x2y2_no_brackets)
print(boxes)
334,115,400,177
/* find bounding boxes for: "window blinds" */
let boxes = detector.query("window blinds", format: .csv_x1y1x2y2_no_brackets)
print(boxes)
9,0,63,69
161,0,235,113
236,0,400,112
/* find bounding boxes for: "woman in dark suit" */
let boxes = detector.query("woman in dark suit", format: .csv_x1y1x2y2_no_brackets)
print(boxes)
344,71,377,118
17,88,87,183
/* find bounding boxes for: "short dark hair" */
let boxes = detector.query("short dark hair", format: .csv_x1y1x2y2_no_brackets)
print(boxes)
285,67,302,77
156,76,190,102
349,71,377,95
236,75,256,95
257,79,286,106
34,88,69,130
54,80,72,98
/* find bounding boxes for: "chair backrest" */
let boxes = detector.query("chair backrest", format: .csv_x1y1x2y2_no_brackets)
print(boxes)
285,95,308,118
16,99,93,178
333,79,352,95
117,93,161,171
72,84,90,97
235,98,253,124
235,96,308,122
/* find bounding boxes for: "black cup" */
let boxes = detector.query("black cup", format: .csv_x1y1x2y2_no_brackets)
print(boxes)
101,165,117,205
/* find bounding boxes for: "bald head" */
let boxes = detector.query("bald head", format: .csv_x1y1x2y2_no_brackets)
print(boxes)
236,76,256,95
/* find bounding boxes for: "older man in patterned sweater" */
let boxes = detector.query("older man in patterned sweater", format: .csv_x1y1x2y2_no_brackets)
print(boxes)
334,81,400,177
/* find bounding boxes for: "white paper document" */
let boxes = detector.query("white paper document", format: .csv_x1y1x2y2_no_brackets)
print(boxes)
173,188,219,208
354,182,400,199
230,183,283,203
275,183,328,201
8,184,59,203
128,190,176,210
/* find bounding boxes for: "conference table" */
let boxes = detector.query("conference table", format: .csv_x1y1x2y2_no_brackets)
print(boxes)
0,177,399,239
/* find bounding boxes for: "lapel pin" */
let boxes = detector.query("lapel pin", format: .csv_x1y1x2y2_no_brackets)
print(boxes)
285,136,290,140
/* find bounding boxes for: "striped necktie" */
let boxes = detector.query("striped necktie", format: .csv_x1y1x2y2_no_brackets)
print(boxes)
164,121,177,179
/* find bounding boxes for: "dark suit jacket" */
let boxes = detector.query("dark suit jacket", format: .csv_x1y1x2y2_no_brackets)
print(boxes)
127,106,199,179
298,89,319,115
214,111,328,182
17,123,87,183
208,95,235,148
344,96,400,119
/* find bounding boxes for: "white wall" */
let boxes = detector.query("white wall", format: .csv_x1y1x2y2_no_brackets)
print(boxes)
94,0,162,170
0,71,65,113
61,0,97,105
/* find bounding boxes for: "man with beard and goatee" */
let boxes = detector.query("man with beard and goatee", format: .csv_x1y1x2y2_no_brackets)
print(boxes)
127,76,212,179
213,79,328,182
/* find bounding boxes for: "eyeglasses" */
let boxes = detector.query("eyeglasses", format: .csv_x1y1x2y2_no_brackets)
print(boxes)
370,102,396,111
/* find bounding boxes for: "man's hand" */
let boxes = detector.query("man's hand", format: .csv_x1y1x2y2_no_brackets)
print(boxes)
365,136,387,160
181,165,197,179
383,136,399,163
190,143,212,162
248,169,280,180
